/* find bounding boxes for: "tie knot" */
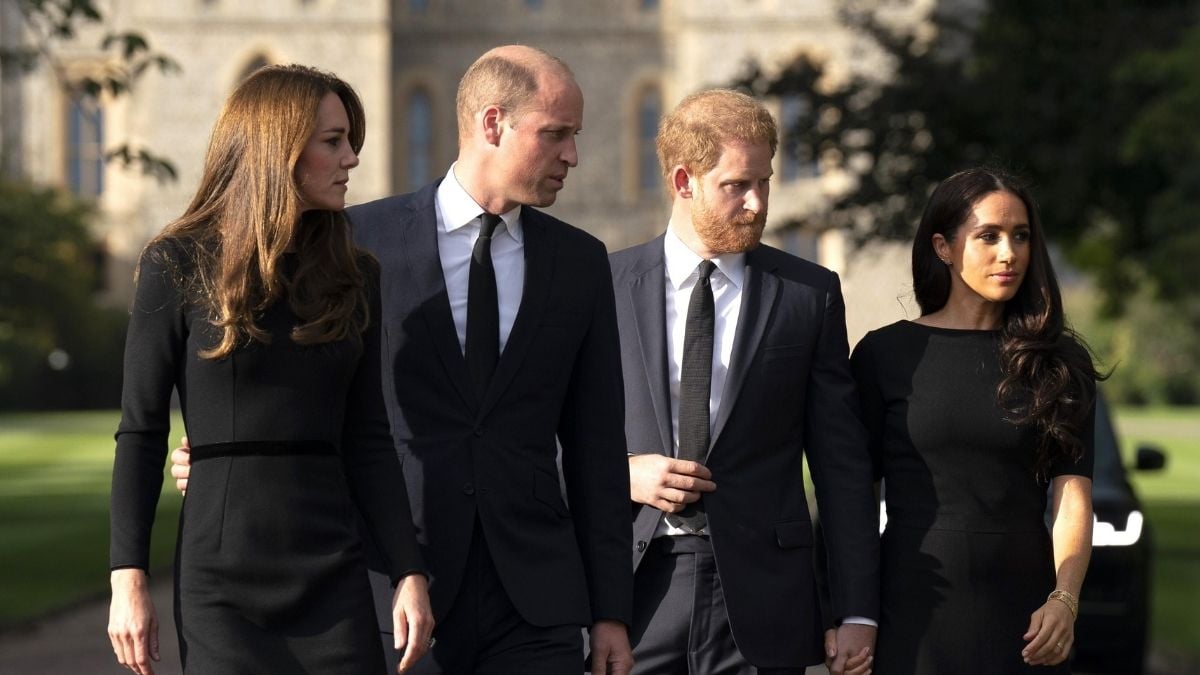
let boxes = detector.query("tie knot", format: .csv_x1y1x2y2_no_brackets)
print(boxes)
697,260,717,284
479,213,502,238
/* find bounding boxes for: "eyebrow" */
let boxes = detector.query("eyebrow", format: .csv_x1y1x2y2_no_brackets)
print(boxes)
320,126,348,135
971,221,1030,229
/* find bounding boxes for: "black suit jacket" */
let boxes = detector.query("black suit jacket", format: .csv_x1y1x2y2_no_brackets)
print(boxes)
611,236,879,668
348,181,633,629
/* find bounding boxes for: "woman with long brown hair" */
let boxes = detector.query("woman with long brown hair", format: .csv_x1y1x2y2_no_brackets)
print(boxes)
851,168,1099,673
107,65,431,674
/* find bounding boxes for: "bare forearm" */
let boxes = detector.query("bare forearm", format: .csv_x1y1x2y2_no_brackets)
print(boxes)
1050,475,1093,596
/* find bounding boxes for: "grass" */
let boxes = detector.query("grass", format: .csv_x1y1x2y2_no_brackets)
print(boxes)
0,410,183,627
1113,405,1200,662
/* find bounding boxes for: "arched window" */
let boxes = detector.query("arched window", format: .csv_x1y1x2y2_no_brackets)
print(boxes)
66,97,104,197
637,86,661,195
407,89,433,191
409,0,429,12
779,94,816,181
525,0,544,9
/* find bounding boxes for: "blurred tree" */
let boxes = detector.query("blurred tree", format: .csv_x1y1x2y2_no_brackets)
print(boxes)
737,0,1198,315
0,0,180,408
0,178,126,408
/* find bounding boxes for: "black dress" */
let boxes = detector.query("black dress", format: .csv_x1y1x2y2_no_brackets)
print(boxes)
851,321,1093,675
109,242,423,673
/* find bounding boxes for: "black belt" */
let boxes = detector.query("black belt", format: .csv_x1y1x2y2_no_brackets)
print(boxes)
651,535,711,555
190,440,336,462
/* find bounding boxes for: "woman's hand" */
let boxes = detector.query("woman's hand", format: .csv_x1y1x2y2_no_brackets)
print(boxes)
108,568,159,675
392,572,434,673
1022,598,1074,666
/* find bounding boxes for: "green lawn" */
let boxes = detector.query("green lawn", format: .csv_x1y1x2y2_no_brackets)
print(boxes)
1114,406,1200,662
0,410,183,627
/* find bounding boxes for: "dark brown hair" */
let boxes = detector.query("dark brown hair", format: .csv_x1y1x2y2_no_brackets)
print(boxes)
142,64,369,360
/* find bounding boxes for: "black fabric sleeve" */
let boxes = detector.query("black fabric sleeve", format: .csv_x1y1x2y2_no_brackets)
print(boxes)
557,241,634,627
340,265,426,584
109,243,188,571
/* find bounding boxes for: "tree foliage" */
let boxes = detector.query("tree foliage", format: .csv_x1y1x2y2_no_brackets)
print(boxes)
736,0,1200,315
0,178,126,409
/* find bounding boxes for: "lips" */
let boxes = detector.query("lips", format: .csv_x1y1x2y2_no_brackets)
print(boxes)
992,271,1020,282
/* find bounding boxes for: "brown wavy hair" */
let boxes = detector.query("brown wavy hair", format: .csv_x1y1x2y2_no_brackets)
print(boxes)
912,167,1105,475
142,64,369,360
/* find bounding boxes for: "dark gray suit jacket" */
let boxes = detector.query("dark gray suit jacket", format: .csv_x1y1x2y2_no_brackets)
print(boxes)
348,181,633,629
611,235,878,668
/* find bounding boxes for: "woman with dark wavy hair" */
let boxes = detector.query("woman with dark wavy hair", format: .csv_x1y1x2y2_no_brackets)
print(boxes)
851,167,1099,673
107,64,432,674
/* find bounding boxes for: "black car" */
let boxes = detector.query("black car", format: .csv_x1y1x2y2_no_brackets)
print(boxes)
1072,395,1167,675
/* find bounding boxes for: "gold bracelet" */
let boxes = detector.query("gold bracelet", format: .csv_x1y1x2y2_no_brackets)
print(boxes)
1047,589,1079,619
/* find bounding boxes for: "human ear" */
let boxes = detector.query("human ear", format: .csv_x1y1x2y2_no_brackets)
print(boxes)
671,166,693,199
932,233,952,265
481,105,504,146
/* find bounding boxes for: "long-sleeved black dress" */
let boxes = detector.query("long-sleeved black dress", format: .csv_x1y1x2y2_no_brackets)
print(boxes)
851,321,1093,675
110,241,423,673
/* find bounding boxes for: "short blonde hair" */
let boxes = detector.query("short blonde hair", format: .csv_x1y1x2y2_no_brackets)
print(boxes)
455,46,574,140
656,89,778,194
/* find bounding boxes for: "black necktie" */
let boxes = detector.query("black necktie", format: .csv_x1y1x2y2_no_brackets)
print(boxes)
466,213,502,400
668,259,716,533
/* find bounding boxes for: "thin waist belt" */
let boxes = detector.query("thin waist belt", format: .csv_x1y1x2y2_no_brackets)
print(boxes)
190,440,336,462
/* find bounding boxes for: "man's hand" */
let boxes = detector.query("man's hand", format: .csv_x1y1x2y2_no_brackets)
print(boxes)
392,574,434,673
589,619,634,675
628,454,715,512
829,622,875,675
170,437,191,495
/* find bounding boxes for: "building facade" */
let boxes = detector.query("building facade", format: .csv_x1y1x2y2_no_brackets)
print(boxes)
3,0,942,338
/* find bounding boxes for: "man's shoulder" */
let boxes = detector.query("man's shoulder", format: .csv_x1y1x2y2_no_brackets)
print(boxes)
347,191,421,225
524,207,607,256
751,242,836,286
608,236,663,277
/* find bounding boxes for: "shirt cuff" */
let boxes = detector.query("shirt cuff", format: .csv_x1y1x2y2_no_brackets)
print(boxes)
841,615,878,627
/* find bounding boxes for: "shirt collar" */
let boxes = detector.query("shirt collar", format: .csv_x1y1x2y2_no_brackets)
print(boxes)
664,221,745,291
435,162,524,242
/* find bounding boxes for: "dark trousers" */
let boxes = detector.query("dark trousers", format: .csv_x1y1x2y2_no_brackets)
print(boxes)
629,536,804,675
383,521,582,675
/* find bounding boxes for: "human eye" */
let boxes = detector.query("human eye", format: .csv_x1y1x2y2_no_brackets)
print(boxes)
1014,228,1032,242
978,231,999,243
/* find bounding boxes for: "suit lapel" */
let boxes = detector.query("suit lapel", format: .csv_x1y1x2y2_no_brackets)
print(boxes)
629,241,674,456
710,248,779,452
477,207,554,418
399,186,477,411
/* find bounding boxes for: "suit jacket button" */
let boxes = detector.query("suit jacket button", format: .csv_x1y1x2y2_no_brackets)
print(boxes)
636,540,647,552
462,482,475,495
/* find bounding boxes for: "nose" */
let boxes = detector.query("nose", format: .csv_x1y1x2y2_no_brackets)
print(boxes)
561,136,578,168
343,149,360,170
997,237,1014,263
744,188,766,214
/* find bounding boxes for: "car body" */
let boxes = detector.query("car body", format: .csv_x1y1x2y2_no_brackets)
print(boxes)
1071,394,1166,675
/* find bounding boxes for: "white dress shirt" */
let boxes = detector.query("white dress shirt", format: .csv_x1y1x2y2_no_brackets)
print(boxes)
435,163,525,354
657,224,745,537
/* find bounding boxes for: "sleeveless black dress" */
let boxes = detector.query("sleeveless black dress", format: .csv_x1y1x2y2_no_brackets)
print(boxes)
851,321,1093,675
110,242,423,673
